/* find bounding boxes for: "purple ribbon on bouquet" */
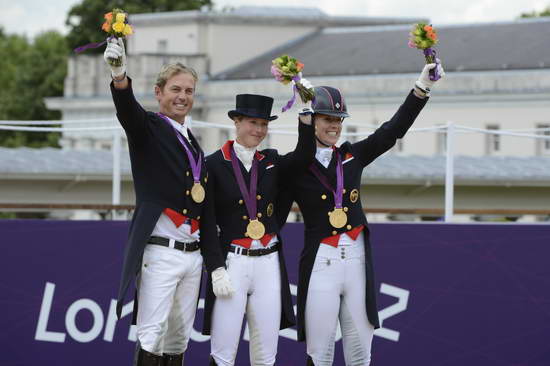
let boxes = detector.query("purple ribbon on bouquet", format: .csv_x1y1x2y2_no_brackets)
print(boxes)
73,36,114,53
281,75,302,113
423,48,441,81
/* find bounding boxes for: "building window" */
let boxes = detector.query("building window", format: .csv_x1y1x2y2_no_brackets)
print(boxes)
79,138,94,150
219,129,229,146
395,138,404,153
536,123,550,156
192,130,202,146
485,124,500,155
260,133,271,149
78,59,90,74
157,40,168,53
347,125,358,143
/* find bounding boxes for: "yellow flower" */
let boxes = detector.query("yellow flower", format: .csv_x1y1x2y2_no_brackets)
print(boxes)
112,22,125,33
123,24,133,36
116,13,126,23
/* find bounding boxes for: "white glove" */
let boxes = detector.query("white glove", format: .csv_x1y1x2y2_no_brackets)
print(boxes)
415,59,445,94
295,76,314,124
299,76,313,90
103,38,127,78
212,267,234,297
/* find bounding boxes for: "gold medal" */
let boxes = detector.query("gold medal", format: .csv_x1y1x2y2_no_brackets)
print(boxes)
328,207,347,228
350,189,359,203
266,203,274,217
190,182,205,203
246,219,265,240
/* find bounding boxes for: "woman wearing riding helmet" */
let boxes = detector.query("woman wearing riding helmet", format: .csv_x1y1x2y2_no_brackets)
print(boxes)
287,62,445,365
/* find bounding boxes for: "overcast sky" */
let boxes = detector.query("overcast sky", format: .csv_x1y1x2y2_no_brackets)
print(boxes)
1,0,548,38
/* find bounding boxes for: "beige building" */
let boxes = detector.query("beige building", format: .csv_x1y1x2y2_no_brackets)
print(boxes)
127,6,418,75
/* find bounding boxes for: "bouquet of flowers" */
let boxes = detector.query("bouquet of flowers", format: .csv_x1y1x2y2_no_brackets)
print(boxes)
271,55,315,112
74,8,133,66
101,9,133,66
408,23,441,81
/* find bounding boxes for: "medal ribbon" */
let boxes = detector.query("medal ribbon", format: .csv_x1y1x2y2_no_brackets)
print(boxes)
157,113,202,183
230,146,259,220
309,150,344,209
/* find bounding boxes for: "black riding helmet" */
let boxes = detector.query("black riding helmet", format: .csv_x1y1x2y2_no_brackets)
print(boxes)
312,86,349,119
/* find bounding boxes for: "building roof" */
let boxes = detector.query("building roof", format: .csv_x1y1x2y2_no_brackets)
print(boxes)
214,17,550,79
0,148,131,180
130,6,423,27
229,6,326,17
2,147,549,186
364,154,550,186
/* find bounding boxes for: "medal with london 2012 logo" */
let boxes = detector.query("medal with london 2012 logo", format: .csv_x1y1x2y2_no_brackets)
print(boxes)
328,207,347,228
310,150,347,229
191,182,205,203
246,219,265,240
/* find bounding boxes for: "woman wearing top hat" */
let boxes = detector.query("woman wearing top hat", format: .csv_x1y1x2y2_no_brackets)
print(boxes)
201,93,316,366
284,62,445,365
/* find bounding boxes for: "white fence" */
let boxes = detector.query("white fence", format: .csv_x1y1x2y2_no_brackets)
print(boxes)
1,119,550,222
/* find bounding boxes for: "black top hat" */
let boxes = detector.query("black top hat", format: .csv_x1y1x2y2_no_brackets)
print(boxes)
228,94,278,121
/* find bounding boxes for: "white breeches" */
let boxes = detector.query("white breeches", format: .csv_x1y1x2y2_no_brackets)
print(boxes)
136,244,203,355
305,233,375,366
210,251,282,366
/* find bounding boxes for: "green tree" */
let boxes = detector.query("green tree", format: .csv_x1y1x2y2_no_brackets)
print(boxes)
0,29,30,120
0,1,215,148
520,7,550,18
0,30,66,147
66,0,213,53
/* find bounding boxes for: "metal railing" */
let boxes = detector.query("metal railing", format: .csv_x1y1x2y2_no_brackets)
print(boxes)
1,118,550,222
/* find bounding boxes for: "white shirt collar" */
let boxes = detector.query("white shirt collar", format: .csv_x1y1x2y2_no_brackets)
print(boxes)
315,146,333,168
165,115,189,139
233,140,256,172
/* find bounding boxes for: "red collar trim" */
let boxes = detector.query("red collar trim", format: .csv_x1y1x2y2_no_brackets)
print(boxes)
221,140,234,161
221,140,265,161
255,151,266,161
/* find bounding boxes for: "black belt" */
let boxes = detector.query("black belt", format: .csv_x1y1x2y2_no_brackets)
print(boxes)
148,236,200,252
228,242,279,257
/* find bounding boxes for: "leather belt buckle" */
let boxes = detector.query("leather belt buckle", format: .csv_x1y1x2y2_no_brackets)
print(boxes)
234,246,251,256
230,242,279,257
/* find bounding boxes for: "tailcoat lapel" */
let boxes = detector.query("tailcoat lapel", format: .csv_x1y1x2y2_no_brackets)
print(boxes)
156,116,190,170
256,151,269,183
